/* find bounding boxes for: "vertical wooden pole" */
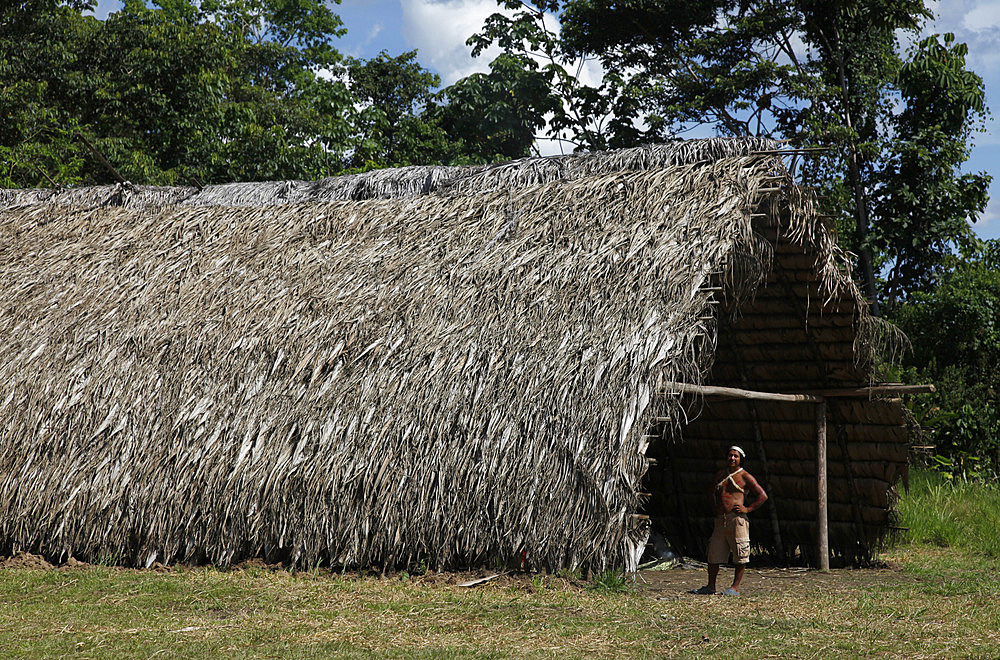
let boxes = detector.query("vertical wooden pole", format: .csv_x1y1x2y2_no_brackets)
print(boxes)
836,423,870,565
816,400,830,572
667,438,694,556
749,402,785,563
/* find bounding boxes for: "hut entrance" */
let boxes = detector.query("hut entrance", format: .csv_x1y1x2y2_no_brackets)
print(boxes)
640,382,930,569
639,214,926,569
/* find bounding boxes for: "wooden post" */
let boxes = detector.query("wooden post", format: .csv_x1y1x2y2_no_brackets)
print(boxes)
816,400,830,572
749,403,785,563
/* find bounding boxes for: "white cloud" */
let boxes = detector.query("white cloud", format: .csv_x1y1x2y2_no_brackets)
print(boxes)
400,0,503,85
963,0,1000,30
973,194,1000,239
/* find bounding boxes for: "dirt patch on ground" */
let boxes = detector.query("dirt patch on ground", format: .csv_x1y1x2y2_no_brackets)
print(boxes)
398,561,918,598
0,552,54,569
637,562,916,598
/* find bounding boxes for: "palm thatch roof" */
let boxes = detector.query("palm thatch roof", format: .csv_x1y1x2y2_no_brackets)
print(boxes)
0,138,908,571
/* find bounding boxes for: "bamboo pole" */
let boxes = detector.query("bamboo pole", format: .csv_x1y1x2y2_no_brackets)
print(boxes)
816,400,830,572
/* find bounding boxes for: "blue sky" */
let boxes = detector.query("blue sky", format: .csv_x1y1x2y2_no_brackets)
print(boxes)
94,0,1000,239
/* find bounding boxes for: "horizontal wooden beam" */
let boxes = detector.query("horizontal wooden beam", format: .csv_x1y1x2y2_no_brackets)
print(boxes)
657,382,935,403
803,384,936,397
658,382,823,403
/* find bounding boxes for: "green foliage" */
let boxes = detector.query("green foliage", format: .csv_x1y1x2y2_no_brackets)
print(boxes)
889,241,1000,466
589,570,631,594
0,1,96,187
434,53,560,162
875,34,991,306
341,48,564,168
898,469,1000,558
928,452,995,482
1,1,547,185
1,0,354,187
469,1,666,151
343,50,454,169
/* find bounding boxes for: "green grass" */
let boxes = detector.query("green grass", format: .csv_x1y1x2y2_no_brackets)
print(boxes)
2,547,1000,658
589,570,631,594
898,467,1000,557
2,471,999,658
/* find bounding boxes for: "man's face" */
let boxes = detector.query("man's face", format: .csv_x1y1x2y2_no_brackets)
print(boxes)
727,450,741,468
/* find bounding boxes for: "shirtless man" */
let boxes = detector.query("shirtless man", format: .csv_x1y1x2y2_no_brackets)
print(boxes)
691,445,768,596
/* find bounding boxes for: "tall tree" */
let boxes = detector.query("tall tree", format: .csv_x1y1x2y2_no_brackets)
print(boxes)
1,0,354,187
343,50,567,169
0,0,96,187
433,53,560,162
873,34,990,308
343,51,453,169
469,1,666,152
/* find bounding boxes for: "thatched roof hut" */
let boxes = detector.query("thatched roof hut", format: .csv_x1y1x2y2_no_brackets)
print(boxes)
0,138,910,571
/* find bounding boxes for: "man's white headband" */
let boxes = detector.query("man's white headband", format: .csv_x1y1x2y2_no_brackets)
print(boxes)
729,445,746,458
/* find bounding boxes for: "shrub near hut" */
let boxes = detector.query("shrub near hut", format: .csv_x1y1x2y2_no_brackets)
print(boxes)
891,240,1000,474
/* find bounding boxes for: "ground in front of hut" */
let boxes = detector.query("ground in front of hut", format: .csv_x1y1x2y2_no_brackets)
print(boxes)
1,544,997,658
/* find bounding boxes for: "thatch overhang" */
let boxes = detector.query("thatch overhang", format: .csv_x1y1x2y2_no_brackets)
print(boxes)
0,138,909,571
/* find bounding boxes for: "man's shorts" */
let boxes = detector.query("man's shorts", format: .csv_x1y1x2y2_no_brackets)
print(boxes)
707,513,750,564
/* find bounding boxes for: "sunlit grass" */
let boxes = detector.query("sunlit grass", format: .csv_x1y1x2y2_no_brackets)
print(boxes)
897,468,1000,557
3,470,1000,658
2,545,1000,658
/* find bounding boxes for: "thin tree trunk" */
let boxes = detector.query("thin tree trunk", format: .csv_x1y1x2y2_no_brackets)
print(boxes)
845,152,881,317
830,25,881,317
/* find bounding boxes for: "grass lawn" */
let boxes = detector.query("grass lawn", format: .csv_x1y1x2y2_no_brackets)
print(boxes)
2,470,998,658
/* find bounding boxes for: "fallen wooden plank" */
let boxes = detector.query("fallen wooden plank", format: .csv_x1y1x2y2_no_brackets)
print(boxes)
458,573,503,588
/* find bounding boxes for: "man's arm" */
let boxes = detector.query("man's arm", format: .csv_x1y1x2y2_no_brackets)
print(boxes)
731,473,768,514
742,473,768,513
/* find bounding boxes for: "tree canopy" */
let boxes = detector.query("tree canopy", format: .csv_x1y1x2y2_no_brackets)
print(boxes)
0,0,544,187
472,0,991,309
2,0,361,186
